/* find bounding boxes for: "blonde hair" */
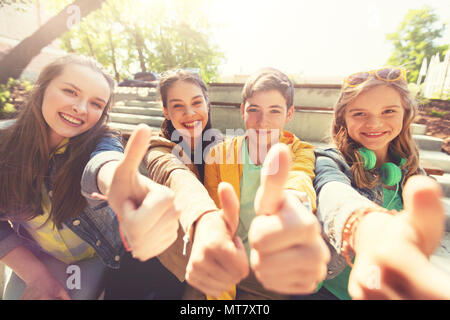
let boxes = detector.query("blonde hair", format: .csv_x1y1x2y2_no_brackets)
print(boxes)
331,76,420,189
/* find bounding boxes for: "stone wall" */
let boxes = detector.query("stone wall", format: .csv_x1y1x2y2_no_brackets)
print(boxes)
208,83,341,109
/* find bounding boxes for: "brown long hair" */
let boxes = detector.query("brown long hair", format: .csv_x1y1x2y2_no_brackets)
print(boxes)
331,74,420,189
0,55,117,228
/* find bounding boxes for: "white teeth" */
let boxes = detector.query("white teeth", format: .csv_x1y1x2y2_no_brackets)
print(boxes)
60,113,82,125
183,121,201,128
365,132,384,136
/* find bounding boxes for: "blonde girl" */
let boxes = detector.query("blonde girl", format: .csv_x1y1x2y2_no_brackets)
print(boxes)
314,67,450,299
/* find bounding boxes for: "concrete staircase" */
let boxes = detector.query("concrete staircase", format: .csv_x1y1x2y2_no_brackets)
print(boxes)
108,91,164,135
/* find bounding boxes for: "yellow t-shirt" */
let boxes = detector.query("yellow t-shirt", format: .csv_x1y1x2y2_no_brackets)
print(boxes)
22,138,96,264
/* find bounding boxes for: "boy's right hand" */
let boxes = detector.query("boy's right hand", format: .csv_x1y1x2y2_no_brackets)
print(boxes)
185,183,249,298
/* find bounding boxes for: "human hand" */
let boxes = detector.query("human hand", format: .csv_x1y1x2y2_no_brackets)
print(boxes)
106,124,181,261
21,272,70,300
349,175,450,299
249,143,330,294
185,183,249,298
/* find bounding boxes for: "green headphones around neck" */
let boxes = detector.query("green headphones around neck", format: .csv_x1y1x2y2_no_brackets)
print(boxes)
357,147,406,186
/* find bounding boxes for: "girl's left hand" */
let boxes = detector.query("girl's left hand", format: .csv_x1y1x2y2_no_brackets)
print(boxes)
349,175,450,299
106,125,181,261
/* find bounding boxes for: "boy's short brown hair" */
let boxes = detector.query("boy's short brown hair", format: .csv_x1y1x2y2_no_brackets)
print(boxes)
242,67,294,109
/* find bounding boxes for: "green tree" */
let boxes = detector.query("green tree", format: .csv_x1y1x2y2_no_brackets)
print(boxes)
386,5,448,83
50,0,224,83
0,0,30,8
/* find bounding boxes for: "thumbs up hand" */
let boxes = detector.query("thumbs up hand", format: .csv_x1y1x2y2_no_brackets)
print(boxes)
185,182,249,298
349,175,450,299
249,143,330,295
106,124,181,261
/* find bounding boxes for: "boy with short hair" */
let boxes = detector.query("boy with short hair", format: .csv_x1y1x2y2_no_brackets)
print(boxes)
206,67,316,210
185,68,329,300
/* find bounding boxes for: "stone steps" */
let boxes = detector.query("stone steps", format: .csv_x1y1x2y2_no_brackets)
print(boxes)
109,113,165,127
443,198,450,231
111,106,163,117
108,121,161,135
114,100,161,108
419,150,450,173
413,134,444,152
125,100,161,108
432,174,450,198
412,123,427,135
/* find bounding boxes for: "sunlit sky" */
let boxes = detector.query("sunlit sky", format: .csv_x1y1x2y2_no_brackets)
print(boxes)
205,0,450,80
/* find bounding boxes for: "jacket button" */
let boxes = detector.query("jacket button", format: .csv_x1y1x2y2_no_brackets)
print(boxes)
96,240,101,247
72,220,80,226
115,255,120,262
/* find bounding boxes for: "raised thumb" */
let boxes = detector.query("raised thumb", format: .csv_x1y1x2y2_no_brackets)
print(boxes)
118,124,152,176
402,175,445,256
218,181,240,237
254,143,291,215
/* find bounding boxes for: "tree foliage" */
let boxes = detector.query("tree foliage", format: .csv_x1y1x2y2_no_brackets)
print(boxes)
386,5,448,83
46,0,224,83
0,0,30,8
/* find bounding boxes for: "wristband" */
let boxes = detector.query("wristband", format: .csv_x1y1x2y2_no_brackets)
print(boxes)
341,206,397,267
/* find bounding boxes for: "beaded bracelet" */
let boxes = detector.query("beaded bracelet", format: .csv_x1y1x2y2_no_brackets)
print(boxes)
341,206,397,267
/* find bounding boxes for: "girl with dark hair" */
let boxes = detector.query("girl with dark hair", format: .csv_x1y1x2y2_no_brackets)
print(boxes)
104,69,223,299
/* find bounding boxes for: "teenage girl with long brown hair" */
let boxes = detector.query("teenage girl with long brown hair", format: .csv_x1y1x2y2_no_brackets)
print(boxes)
0,55,180,299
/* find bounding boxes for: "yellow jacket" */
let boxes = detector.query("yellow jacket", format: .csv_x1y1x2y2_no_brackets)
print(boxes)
203,130,316,300
204,130,316,212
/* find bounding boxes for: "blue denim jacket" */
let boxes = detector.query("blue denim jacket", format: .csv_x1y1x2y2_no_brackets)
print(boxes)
313,147,420,279
0,134,126,269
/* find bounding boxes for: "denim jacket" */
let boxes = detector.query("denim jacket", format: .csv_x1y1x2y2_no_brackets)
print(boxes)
0,134,126,269
313,147,423,279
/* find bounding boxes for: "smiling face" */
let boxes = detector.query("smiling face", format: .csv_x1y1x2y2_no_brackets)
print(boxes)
41,63,111,149
241,90,294,161
162,80,209,145
344,85,405,163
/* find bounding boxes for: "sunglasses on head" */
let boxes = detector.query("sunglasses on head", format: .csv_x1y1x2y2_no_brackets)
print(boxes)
343,67,407,88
